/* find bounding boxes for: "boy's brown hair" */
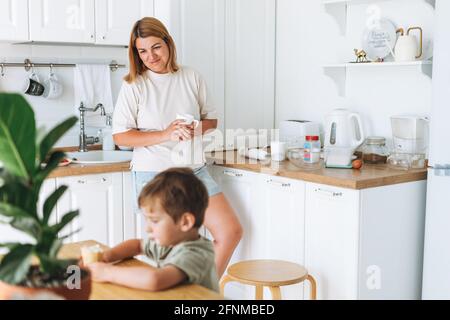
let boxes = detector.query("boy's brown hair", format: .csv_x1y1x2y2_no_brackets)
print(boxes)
138,168,209,228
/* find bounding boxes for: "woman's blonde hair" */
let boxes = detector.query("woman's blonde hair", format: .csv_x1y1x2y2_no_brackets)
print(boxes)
124,17,179,83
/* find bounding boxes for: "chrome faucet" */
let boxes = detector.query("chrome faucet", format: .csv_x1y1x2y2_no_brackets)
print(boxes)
78,102,106,152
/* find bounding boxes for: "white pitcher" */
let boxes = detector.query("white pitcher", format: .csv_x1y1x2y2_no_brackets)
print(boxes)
393,27,423,62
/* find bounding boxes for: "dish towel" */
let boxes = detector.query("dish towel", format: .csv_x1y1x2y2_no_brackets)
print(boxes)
73,64,114,127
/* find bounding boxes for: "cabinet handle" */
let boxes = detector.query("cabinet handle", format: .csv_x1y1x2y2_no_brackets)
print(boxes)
266,179,291,187
223,170,243,177
90,34,94,39
102,35,106,40
77,178,108,184
314,188,343,197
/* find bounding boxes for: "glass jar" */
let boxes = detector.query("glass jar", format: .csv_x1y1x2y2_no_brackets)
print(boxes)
361,136,389,164
303,135,321,164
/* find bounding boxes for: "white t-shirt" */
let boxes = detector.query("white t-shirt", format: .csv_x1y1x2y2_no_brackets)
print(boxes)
112,66,218,172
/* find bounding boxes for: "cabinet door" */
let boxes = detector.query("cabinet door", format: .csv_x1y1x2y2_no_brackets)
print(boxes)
29,0,95,43
211,166,259,299
56,173,123,247
304,183,360,300
0,0,29,41
258,174,305,300
0,179,56,253
224,0,275,131
95,0,154,45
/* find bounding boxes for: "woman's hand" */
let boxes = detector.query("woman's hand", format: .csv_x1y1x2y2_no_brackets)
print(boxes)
162,120,192,142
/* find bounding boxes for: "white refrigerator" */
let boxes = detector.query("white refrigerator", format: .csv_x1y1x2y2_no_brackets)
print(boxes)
422,0,450,299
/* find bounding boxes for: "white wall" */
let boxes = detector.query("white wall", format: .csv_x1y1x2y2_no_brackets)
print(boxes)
276,0,434,148
0,43,128,146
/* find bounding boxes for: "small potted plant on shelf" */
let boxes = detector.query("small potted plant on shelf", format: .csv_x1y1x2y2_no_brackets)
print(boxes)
0,93,90,300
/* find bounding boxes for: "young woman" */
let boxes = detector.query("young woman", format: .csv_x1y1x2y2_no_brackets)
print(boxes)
112,17,242,277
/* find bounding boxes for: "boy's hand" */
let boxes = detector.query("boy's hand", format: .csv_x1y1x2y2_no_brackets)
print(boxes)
85,262,112,283
101,249,112,263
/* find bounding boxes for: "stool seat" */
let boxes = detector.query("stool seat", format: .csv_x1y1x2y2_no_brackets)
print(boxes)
220,259,317,300
227,260,308,287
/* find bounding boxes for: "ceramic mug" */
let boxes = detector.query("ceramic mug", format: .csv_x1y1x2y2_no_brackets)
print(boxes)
176,113,200,128
22,73,45,96
270,141,287,161
43,72,63,99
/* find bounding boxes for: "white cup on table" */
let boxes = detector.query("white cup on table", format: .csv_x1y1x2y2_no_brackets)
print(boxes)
270,141,287,161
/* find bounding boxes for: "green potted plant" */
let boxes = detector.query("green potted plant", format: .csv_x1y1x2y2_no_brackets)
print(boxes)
0,93,91,300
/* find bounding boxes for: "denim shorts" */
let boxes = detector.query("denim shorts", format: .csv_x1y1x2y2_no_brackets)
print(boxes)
132,165,222,213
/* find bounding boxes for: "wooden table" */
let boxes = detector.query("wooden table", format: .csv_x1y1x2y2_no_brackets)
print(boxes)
59,240,223,300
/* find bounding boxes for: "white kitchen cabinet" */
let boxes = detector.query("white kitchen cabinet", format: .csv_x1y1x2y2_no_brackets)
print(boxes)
29,0,96,44
305,180,427,300
211,164,427,300
95,0,154,46
122,171,149,242
258,174,306,300
0,179,56,250
224,0,275,132
210,166,307,300
304,183,360,300
209,166,261,299
0,0,29,41
56,173,123,247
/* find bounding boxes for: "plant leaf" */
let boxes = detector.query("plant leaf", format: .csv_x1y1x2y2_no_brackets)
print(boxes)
39,117,78,162
59,227,82,242
0,243,21,250
34,151,65,185
42,185,68,225
10,217,40,240
0,94,36,179
38,255,78,276
0,244,33,284
49,239,63,259
0,202,36,219
50,210,79,235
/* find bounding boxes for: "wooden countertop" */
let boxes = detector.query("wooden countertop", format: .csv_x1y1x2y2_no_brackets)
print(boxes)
48,162,131,178
205,150,428,190
59,240,223,300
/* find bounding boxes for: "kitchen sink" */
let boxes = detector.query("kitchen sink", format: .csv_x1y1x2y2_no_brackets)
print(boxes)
66,150,133,164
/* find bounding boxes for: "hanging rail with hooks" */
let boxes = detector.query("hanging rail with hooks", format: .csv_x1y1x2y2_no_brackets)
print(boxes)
0,59,126,73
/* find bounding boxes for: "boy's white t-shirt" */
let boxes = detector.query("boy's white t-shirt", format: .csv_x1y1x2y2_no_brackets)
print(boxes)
112,66,218,172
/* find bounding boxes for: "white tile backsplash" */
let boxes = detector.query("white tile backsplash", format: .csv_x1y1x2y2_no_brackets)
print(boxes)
0,43,128,147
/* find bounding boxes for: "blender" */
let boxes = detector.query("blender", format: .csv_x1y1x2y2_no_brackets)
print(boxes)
387,115,429,169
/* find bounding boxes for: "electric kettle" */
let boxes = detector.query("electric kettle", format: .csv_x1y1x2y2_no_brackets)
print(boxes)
324,109,365,149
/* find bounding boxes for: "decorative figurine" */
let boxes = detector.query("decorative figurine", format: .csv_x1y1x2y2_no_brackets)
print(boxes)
353,48,369,63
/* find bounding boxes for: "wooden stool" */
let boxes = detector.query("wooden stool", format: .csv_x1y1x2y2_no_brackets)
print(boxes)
220,260,317,300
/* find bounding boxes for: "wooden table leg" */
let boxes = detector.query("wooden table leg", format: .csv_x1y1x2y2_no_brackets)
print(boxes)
255,285,264,300
269,286,282,300
219,274,233,296
306,274,317,300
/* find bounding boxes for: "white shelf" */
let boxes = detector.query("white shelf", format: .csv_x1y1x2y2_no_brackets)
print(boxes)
323,0,435,35
323,60,432,68
323,60,433,96
323,0,434,6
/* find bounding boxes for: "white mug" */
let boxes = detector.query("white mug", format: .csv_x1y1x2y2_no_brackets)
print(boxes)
270,141,287,161
176,113,199,128
43,72,63,99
